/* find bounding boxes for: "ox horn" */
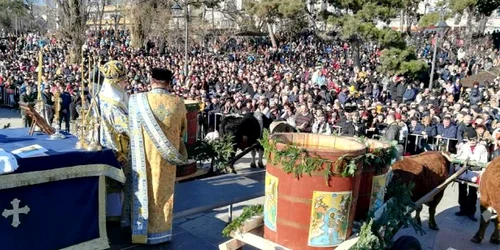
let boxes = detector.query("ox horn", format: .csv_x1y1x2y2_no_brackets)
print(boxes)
440,151,454,162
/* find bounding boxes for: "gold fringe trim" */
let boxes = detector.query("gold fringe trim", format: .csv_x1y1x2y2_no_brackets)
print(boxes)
0,164,125,190
59,176,110,250
132,235,148,244
59,237,109,250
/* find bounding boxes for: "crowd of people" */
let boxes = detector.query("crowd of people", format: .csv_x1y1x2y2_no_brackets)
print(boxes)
1,28,500,159
0,25,499,225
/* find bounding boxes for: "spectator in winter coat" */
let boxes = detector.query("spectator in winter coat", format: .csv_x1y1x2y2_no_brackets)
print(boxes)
403,85,417,103
469,87,482,106
338,89,349,105
395,82,406,103
453,79,462,101
457,115,473,143
372,84,381,100
383,114,400,142
490,136,500,159
436,117,458,139
417,116,437,152
312,112,332,135
408,117,424,134
294,104,313,133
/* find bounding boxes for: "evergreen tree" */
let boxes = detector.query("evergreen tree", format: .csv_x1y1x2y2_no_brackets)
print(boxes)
325,0,405,69
246,0,306,48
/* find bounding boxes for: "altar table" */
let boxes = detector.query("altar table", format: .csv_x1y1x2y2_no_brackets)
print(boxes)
0,128,125,250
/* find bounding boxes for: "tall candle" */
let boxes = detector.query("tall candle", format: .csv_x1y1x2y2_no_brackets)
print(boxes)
37,49,42,101
81,51,85,107
88,57,92,97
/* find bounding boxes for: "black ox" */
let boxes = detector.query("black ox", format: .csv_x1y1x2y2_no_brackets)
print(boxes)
219,113,298,172
219,112,272,171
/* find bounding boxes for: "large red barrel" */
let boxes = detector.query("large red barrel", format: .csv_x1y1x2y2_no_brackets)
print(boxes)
354,139,392,222
184,100,199,147
263,133,366,250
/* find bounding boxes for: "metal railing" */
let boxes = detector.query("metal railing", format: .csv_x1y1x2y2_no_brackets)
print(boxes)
403,134,458,154
332,125,343,135
0,86,18,107
197,112,226,140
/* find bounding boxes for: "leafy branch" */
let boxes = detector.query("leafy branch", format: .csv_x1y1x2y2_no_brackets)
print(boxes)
222,205,264,237
258,130,364,184
352,182,424,249
188,134,235,173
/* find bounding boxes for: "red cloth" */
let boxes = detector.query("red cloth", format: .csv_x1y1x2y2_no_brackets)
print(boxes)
470,146,476,153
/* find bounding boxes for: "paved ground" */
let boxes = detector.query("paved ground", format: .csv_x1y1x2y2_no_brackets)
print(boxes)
0,107,496,250
0,108,23,128
394,184,500,250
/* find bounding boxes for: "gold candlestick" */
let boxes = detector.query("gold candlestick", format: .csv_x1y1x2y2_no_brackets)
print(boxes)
34,49,44,132
49,90,66,140
85,58,103,151
75,50,89,148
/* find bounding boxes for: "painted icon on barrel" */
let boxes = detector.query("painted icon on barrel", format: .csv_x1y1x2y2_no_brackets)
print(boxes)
308,191,352,247
264,173,278,231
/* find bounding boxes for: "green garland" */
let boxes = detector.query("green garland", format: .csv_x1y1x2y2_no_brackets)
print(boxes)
222,205,264,237
357,137,399,174
258,130,364,183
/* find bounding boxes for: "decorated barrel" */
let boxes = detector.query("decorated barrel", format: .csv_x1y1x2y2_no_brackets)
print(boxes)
354,138,394,222
263,133,366,250
184,100,200,147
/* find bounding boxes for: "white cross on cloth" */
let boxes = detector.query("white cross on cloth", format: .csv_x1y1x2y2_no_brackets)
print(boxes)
2,198,30,228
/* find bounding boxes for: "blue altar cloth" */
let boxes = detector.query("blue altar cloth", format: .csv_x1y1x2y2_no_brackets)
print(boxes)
0,177,99,250
0,128,124,250
0,128,120,173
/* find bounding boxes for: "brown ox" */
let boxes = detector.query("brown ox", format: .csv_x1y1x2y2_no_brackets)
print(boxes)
471,157,499,245
388,151,450,230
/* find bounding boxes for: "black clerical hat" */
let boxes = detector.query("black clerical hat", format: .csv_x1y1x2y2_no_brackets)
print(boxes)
152,68,173,82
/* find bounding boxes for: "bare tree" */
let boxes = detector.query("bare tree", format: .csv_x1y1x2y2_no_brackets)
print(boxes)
88,0,105,31
126,0,152,49
125,0,175,49
212,0,262,31
0,0,29,34
50,0,90,64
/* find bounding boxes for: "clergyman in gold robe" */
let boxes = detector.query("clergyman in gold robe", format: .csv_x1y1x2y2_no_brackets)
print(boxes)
125,68,188,244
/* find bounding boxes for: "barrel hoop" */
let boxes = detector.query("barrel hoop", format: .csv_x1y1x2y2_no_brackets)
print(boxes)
277,217,309,230
269,164,362,178
280,194,359,205
280,194,311,204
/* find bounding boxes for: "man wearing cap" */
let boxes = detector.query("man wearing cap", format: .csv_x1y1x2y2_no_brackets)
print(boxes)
125,68,188,244
98,60,131,220
453,127,489,221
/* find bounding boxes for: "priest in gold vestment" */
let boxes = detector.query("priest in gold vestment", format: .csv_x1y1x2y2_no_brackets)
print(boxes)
126,68,188,244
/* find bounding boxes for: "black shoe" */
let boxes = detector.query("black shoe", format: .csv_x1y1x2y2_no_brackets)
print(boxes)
467,215,478,222
455,211,467,216
490,238,500,245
